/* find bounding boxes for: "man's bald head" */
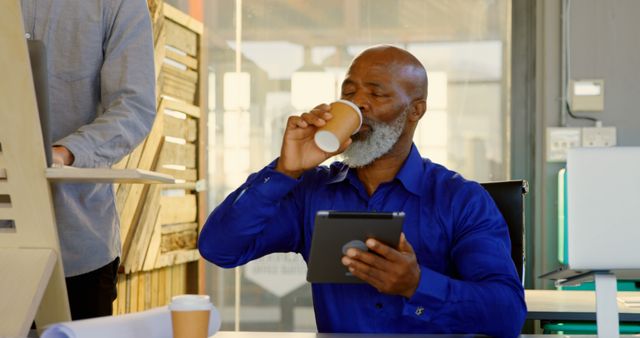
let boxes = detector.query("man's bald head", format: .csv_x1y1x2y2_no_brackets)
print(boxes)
340,45,429,167
351,45,428,102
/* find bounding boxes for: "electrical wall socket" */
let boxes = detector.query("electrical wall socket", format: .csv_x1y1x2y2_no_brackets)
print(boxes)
547,126,617,162
582,126,616,147
547,127,582,162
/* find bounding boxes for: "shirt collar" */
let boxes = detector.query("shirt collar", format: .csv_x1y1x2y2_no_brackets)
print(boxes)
327,144,426,197
395,144,425,196
326,162,350,184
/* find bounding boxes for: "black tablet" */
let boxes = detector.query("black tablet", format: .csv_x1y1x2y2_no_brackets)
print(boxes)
306,211,405,283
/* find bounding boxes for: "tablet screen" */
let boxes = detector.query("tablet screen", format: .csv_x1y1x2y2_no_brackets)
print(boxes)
306,211,404,283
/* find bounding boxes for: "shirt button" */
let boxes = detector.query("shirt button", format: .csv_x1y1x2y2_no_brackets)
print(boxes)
375,302,383,309
415,306,424,316
25,33,32,39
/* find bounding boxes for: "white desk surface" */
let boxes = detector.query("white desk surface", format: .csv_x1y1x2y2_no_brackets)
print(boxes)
526,289,640,321
212,332,601,337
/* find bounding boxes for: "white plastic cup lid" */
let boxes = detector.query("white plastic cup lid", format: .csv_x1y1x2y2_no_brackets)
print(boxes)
169,294,213,311
314,130,340,153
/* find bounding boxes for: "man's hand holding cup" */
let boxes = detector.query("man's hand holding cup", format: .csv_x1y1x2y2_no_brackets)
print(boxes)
276,100,362,179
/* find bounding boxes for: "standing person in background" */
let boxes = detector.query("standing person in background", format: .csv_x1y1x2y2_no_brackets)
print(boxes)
20,0,156,319
199,45,526,337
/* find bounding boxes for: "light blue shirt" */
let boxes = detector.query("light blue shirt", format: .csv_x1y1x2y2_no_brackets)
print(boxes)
199,145,526,337
21,0,156,276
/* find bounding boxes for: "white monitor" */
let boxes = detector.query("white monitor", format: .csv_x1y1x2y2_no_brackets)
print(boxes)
567,147,640,270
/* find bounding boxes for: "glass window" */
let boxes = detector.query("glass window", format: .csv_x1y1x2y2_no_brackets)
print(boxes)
200,0,512,331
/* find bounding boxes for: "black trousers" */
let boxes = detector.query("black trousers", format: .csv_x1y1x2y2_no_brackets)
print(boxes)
65,257,120,320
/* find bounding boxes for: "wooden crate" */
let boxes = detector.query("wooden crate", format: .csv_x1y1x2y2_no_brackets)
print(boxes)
113,1,204,314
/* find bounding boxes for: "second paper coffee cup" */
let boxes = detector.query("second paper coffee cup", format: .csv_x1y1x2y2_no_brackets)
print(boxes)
169,294,212,338
314,99,362,153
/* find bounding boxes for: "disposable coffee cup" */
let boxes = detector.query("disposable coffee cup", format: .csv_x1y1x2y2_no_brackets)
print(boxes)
314,99,362,153
169,294,213,338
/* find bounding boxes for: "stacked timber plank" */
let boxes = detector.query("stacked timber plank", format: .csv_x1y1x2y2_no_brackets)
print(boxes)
112,1,204,314
113,264,190,314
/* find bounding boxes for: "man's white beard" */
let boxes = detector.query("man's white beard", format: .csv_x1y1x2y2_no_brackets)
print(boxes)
341,108,409,168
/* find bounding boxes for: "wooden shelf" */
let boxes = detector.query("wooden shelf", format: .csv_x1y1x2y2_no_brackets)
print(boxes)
45,167,175,184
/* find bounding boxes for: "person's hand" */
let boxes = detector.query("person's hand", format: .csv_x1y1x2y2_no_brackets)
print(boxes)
52,146,75,166
275,104,352,178
341,233,420,298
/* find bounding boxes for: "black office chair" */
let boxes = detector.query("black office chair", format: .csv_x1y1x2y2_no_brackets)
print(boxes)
480,180,528,285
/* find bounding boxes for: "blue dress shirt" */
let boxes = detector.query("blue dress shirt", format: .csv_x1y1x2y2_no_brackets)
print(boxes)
199,145,526,338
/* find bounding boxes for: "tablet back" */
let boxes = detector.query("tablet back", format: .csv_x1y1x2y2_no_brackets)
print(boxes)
306,211,404,283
